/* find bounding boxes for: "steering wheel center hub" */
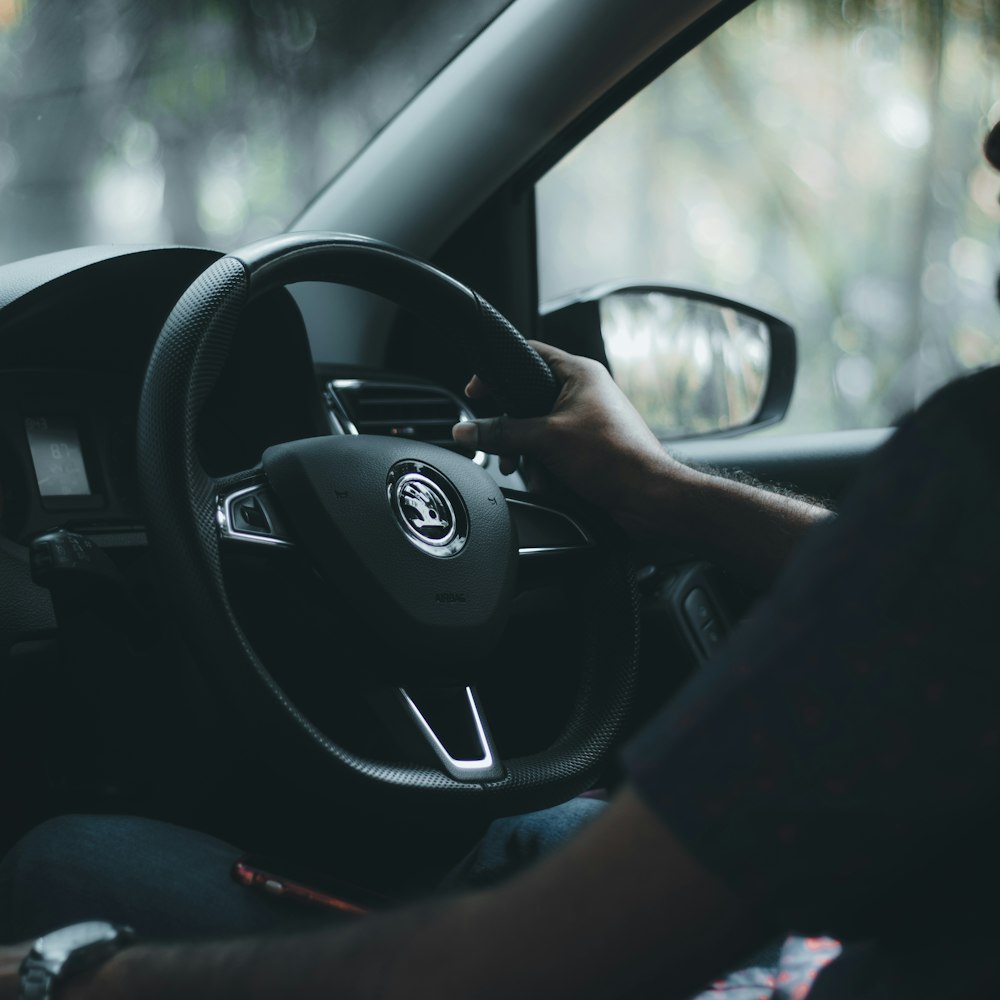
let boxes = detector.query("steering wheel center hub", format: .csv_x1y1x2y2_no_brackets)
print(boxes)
261,435,515,668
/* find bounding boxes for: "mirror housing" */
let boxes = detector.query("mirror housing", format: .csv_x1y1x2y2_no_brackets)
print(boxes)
540,284,796,439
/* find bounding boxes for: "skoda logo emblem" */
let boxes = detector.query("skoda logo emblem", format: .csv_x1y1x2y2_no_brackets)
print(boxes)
388,463,468,557
397,475,455,545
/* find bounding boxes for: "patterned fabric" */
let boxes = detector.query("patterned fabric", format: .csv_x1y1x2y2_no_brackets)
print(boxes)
693,937,841,1000
623,364,1000,997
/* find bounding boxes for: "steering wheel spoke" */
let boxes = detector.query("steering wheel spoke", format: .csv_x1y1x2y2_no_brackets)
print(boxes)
505,489,600,588
392,685,504,782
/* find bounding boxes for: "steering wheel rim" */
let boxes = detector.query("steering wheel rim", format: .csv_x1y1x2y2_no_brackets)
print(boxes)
137,232,639,815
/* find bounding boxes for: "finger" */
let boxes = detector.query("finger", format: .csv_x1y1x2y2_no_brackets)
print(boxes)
451,420,519,474
451,414,545,457
452,421,478,450
464,374,490,400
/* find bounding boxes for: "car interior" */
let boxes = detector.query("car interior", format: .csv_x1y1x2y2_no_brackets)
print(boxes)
0,0,996,908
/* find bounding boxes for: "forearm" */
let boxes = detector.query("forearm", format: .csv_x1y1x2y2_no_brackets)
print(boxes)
457,342,832,591
54,790,759,1000
63,894,491,1000
635,461,833,591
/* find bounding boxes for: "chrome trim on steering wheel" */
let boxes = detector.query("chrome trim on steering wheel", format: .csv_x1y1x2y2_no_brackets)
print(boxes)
399,686,498,779
507,497,594,556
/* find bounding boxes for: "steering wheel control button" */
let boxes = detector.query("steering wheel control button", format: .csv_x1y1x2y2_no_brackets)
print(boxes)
683,587,727,657
387,462,468,558
237,495,271,532
219,486,292,548
683,588,713,625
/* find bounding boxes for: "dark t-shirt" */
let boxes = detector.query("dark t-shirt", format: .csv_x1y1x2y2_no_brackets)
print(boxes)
622,364,1000,997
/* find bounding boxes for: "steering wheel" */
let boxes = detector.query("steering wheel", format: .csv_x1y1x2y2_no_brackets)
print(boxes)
137,232,639,816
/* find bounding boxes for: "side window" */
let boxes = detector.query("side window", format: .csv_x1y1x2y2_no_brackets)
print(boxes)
536,2,1000,435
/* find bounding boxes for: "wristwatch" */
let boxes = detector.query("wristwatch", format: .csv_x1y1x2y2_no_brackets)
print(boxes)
18,921,135,1000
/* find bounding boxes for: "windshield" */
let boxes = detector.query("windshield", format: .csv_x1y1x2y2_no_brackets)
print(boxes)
0,0,512,264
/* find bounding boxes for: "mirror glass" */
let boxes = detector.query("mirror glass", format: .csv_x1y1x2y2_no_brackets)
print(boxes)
599,291,771,437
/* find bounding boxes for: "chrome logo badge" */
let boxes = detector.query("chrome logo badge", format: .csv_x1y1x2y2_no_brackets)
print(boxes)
398,475,455,545
388,463,468,557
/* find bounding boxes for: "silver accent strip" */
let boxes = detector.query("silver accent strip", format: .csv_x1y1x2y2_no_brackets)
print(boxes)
324,378,486,465
217,484,293,549
506,497,595,556
324,379,361,435
399,686,494,772
518,547,586,555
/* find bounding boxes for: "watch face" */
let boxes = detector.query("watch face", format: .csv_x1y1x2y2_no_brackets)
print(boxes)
34,921,129,966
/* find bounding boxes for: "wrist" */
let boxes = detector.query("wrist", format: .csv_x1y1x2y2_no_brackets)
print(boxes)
611,455,705,540
13,923,135,1000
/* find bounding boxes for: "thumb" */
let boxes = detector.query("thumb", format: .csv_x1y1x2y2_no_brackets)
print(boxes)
452,414,544,457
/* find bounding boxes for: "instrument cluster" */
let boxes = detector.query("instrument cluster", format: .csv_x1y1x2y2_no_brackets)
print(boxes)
0,370,142,544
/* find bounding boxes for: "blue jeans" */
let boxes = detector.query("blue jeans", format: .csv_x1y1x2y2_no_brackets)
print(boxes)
0,798,607,942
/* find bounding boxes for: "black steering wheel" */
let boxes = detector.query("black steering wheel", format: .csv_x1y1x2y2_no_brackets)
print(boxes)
137,232,639,815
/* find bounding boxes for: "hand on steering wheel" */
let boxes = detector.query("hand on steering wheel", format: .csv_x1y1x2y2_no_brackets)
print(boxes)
454,340,696,538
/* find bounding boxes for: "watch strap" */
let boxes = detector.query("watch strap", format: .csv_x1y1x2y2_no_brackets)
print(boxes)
17,923,135,1000
17,955,57,1000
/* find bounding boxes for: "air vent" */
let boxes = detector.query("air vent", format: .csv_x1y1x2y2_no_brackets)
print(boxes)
325,379,485,464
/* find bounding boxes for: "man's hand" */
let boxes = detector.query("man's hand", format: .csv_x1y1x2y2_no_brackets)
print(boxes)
452,341,698,538
453,340,832,588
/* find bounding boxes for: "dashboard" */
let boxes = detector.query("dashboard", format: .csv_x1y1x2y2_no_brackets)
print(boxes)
0,242,531,696
0,239,722,868
0,246,324,547
0,239,608,797
0,370,141,540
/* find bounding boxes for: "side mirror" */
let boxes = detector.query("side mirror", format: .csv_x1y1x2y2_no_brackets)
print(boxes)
540,284,796,438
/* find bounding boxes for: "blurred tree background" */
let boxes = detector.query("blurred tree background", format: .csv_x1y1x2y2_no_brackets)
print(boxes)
0,0,508,258
0,0,997,434
538,0,1000,433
